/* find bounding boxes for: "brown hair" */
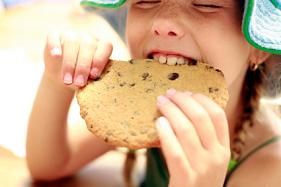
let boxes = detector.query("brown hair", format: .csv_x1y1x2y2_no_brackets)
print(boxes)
123,150,137,187
232,63,265,158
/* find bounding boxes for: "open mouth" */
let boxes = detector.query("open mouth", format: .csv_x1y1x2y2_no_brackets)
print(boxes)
147,52,197,66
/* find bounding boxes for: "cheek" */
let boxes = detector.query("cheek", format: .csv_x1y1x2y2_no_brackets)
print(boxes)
126,11,149,58
208,43,250,87
126,27,141,58
197,25,251,86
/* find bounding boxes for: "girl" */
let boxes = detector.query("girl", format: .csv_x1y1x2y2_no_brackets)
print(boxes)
26,0,281,186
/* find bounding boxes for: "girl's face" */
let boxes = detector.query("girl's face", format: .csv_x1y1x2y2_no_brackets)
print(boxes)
126,0,251,89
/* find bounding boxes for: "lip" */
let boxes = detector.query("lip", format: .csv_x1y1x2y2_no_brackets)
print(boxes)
146,49,196,61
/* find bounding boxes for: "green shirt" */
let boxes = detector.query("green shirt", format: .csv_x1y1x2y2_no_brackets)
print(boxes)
140,136,281,187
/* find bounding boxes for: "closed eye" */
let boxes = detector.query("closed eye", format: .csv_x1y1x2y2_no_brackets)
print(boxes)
193,3,223,13
135,0,161,8
136,0,161,4
193,4,222,8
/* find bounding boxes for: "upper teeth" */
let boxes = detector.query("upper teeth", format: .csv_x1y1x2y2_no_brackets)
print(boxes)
153,54,189,65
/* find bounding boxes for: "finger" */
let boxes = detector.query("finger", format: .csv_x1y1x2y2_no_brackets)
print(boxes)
166,89,218,150
156,117,192,177
192,93,230,148
47,31,62,57
156,94,203,163
90,41,113,79
61,31,80,85
73,35,97,87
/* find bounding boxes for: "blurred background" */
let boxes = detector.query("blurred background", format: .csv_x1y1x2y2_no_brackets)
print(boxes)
0,0,130,157
0,1,137,186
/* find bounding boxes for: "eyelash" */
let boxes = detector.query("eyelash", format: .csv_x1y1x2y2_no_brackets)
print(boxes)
134,0,161,9
136,0,160,4
133,1,223,11
193,4,222,9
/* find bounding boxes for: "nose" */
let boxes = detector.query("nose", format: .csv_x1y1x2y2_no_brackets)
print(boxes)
151,19,185,38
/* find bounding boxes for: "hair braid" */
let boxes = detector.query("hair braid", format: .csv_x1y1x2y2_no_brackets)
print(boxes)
123,150,137,187
232,63,266,160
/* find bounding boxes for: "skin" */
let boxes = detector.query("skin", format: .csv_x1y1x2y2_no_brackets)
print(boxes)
26,0,281,186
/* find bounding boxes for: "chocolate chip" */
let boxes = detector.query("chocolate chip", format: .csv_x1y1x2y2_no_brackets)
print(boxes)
117,72,122,77
129,83,136,87
142,72,149,80
187,60,197,66
104,137,109,142
129,59,134,64
168,73,179,80
119,82,126,87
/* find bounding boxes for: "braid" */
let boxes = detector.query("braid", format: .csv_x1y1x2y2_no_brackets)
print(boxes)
232,63,266,160
123,150,137,187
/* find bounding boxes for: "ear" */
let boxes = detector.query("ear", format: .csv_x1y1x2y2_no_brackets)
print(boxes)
249,47,272,65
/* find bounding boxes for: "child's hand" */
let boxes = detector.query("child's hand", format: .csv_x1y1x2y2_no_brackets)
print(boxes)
156,89,230,187
44,31,113,88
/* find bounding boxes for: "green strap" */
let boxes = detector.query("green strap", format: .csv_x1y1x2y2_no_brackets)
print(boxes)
142,136,281,187
141,148,169,187
224,135,281,187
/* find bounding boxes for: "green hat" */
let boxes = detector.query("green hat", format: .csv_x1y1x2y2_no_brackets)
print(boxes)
80,0,281,55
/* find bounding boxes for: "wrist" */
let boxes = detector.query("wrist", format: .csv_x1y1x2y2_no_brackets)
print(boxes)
42,71,75,97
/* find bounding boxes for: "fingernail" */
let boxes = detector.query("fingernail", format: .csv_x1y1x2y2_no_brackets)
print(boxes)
90,67,100,78
63,73,72,84
156,117,169,129
157,95,169,105
51,47,62,56
185,91,192,96
166,88,176,97
75,75,85,86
